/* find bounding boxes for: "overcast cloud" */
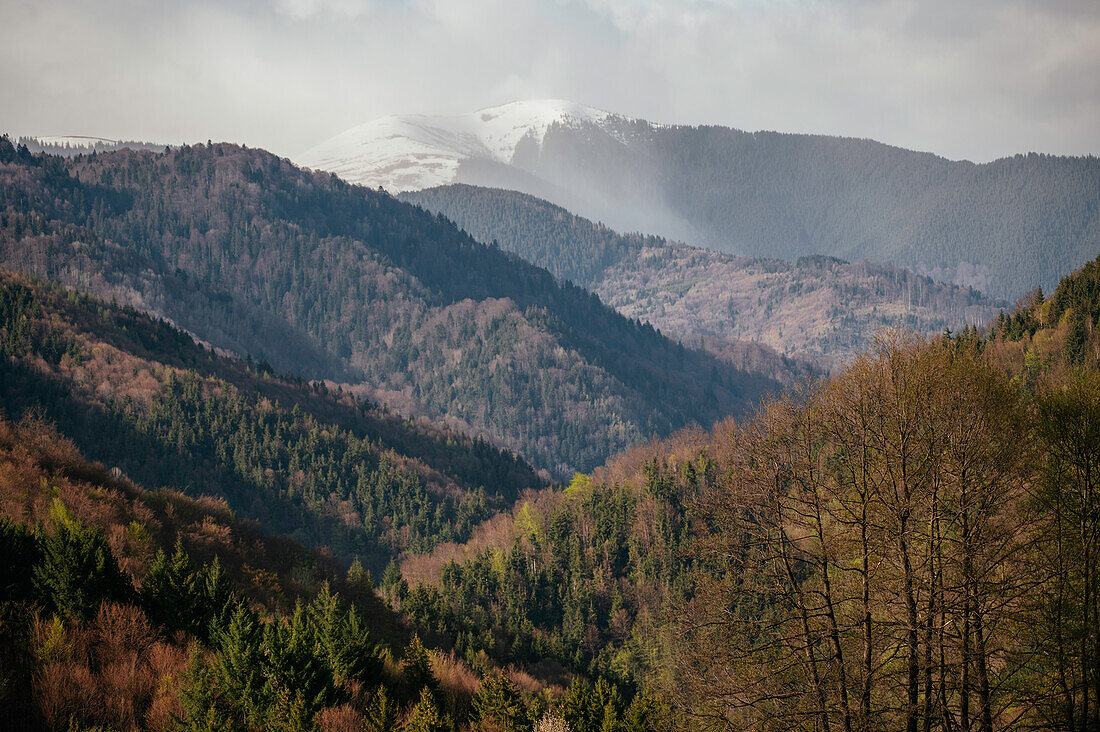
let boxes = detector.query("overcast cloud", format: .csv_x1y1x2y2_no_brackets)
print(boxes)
1,0,1098,162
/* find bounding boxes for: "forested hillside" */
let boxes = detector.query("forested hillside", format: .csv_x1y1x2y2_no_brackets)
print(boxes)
388,256,1100,729
0,401,663,729
401,184,651,286
0,137,776,476
5,128,1098,730
0,270,545,568
16,136,168,157
443,118,1099,299
403,185,1003,365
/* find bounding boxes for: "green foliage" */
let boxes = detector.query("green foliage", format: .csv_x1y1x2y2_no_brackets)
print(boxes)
404,457,702,685
0,517,38,601
265,601,336,725
33,517,131,621
472,671,531,731
402,634,436,696
127,370,497,556
308,583,383,686
1051,254,1100,327
362,685,399,731
177,572,397,729
557,678,654,732
0,142,772,477
404,686,452,732
143,541,237,643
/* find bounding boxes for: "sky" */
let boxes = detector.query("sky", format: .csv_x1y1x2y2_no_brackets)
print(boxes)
2,0,1098,162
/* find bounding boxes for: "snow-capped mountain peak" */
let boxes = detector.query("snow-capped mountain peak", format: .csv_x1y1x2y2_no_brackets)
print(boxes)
296,99,628,192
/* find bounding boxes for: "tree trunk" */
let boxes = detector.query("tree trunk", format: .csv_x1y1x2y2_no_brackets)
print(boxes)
861,496,873,731
901,517,920,732
974,603,993,731
961,502,972,732
923,488,939,732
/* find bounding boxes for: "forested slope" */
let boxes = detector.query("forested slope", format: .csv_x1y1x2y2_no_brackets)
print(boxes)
438,118,1099,299
394,256,1100,729
0,137,776,476
403,184,1003,365
0,402,661,730
401,184,652,286
0,270,543,568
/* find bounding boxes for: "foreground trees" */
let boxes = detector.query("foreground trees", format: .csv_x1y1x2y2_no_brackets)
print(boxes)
673,334,1079,730
1030,369,1100,729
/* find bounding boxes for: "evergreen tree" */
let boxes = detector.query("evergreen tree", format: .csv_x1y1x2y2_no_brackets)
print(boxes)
472,671,531,731
33,512,130,620
362,686,398,731
142,538,199,634
199,555,236,642
264,600,334,726
402,634,436,697
208,604,270,727
404,686,451,732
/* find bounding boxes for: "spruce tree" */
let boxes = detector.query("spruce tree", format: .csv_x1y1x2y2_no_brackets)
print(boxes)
142,538,198,634
33,516,130,621
403,687,451,732
472,671,531,731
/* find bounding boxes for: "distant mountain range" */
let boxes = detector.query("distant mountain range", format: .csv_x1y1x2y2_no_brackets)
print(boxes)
403,184,1004,365
302,100,1100,299
0,137,778,477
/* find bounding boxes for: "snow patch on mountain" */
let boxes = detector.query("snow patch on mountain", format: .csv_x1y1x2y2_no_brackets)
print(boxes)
296,100,630,192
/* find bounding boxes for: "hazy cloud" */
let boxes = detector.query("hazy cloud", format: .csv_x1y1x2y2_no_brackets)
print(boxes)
1,0,1097,161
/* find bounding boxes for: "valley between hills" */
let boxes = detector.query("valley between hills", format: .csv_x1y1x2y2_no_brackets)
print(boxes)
1,99,1098,731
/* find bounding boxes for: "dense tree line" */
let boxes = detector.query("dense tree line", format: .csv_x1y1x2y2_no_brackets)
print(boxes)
0,413,652,730
402,184,1003,367
15,136,169,157
0,135,775,475
400,460,698,688
0,271,542,567
510,119,1100,299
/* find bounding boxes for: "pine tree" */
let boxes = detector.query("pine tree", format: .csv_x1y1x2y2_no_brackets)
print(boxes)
33,513,130,621
402,634,436,697
472,671,531,731
264,600,333,726
199,556,235,642
559,679,599,732
142,538,198,634
403,687,451,732
362,685,398,732
210,603,270,727
308,583,382,686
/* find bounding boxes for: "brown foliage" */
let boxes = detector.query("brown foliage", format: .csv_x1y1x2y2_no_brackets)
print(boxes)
316,704,370,731
671,334,1035,730
32,603,186,731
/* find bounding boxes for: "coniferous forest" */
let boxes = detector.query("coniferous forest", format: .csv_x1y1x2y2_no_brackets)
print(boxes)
0,137,775,478
1,133,1099,730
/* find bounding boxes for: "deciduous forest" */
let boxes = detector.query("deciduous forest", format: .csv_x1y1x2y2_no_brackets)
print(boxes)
1,136,1098,730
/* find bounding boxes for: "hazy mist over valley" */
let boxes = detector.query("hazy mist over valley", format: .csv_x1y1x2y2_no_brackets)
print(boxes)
1,1,1098,729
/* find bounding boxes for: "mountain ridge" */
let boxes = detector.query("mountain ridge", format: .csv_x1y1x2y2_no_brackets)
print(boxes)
0,136,776,477
308,100,1100,299
401,183,1005,366
298,100,630,192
